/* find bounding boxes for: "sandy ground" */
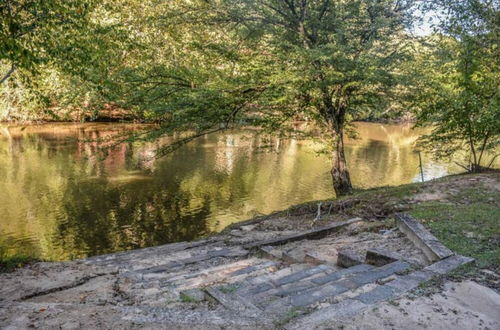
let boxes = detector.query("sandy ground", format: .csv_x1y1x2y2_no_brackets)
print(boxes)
320,280,500,330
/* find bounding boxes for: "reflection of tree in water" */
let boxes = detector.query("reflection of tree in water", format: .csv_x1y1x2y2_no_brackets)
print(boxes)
0,123,466,261
54,167,214,260
346,139,420,188
52,132,270,259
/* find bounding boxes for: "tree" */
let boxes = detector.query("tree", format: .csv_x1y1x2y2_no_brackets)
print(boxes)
0,0,97,83
113,0,416,196
0,0,131,120
414,0,499,171
0,0,419,195
228,0,415,195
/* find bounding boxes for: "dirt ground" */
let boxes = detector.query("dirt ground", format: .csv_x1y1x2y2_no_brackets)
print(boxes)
323,280,500,330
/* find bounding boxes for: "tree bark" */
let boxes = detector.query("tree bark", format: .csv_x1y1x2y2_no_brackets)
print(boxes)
318,84,353,197
331,127,352,196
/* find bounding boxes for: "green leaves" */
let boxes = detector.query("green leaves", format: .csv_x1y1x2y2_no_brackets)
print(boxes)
413,1,499,171
1,0,93,72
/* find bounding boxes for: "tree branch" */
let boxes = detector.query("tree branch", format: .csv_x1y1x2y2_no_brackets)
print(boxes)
0,64,16,84
486,154,499,169
454,161,471,172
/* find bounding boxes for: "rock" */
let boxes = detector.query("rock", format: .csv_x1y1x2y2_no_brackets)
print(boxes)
385,275,423,292
240,225,257,231
350,261,411,286
285,299,368,330
354,285,400,304
365,248,399,267
304,252,322,265
304,251,336,265
396,213,454,262
379,228,397,235
282,250,305,264
205,287,261,317
337,249,363,268
290,283,349,307
243,217,364,250
259,246,283,259
480,269,500,278
424,255,475,275
273,264,331,286
180,288,206,302
230,229,245,237
312,264,374,285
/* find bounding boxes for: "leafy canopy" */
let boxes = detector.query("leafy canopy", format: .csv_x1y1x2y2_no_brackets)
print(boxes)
414,0,499,171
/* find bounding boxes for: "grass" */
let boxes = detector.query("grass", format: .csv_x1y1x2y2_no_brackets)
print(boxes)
234,172,499,275
1,172,498,280
273,307,304,327
349,172,499,272
290,172,499,276
351,181,423,200
0,255,40,273
180,293,197,303
410,187,499,270
219,284,240,294
0,240,41,273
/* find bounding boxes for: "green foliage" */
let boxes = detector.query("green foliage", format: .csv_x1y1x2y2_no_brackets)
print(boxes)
218,284,240,294
0,241,40,272
1,0,93,77
101,0,417,195
0,65,108,121
217,0,415,130
413,0,499,171
0,0,133,120
179,293,197,303
0,255,39,273
0,0,497,186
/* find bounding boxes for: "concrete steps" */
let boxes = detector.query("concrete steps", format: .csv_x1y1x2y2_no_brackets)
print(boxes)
261,261,410,313
206,260,411,317
249,264,375,306
235,264,332,297
286,255,475,329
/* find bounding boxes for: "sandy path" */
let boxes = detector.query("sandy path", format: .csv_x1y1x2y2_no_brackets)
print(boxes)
320,281,500,330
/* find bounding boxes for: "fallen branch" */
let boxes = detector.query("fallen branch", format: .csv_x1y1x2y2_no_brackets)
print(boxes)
311,202,322,227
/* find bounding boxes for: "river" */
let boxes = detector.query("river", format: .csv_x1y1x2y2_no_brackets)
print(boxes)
0,122,462,261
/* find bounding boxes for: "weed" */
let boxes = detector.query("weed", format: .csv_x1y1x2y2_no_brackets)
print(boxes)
0,256,40,273
219,284,240,294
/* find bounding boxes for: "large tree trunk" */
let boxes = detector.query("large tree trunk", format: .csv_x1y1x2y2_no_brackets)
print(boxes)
318,82,353,196
331,128,352,196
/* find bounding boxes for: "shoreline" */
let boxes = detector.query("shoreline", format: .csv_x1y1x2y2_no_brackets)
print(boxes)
2,171,498,275
0,117,415,125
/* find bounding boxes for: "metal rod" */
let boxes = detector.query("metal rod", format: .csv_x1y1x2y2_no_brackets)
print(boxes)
418,151,424,182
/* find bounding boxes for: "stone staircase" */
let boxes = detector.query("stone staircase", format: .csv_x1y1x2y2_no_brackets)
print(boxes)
188,213,475,328
111,214,473,327
0,214,474,329
205,258,412,319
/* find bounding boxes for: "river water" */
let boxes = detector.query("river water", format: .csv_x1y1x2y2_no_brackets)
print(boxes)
0,122,461,261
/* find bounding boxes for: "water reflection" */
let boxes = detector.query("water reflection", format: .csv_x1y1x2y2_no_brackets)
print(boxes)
0,122,466,261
